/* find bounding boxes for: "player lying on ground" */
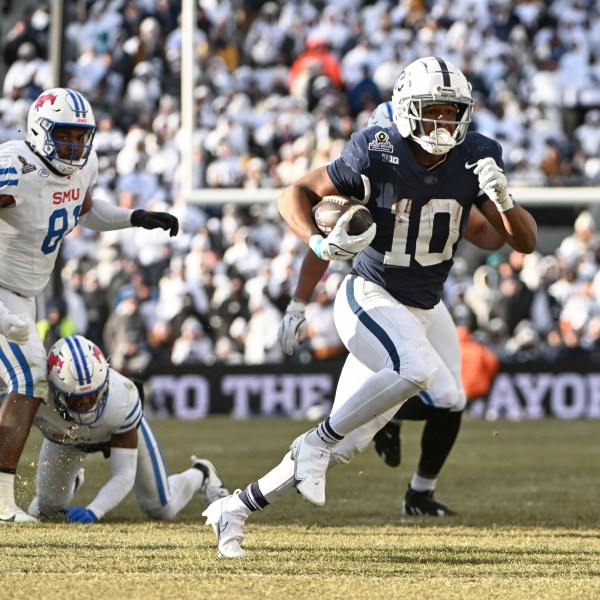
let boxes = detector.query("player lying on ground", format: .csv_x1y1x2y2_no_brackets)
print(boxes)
28,335,228,523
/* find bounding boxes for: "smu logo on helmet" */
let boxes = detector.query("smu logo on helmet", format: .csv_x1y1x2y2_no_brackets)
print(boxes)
48,351,64,372
34,94,57,111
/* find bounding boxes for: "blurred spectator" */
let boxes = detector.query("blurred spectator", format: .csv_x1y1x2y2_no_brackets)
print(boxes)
243,2,290,68
102,287,149,374
171,316,215,365
147,320,174,365
4,0,600,371
243,297,283,365
2,41,48,99
457,325,500,402
289,35,343,99
36,299,78,354
504,320,545,362
557,210,599,267
304,278,347,361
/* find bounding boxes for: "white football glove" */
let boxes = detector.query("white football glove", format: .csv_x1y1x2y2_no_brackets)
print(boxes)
278,298,307,355
473,157,513,212
309,212,377,261
0,314,29,345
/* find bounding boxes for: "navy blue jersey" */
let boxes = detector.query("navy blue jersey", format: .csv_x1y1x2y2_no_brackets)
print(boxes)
327,127,502,309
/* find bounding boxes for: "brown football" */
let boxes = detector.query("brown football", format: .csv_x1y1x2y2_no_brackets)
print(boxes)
313,195,373,236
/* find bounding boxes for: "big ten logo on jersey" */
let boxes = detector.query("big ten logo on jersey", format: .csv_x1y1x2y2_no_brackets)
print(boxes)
52,188,81,204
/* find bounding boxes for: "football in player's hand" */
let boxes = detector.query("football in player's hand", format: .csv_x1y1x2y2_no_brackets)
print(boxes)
313,195,373,236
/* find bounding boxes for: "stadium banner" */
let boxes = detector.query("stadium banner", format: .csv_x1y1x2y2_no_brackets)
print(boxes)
144,360,600,420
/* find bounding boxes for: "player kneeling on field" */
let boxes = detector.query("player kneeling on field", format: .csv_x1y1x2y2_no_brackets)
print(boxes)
28,335,228,523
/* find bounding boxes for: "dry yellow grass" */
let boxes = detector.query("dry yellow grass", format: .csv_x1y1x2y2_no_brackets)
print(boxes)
3,417,599,600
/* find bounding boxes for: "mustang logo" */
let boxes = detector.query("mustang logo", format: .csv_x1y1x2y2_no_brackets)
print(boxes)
92,344,103,361
34,94,57,110
47,351,63,372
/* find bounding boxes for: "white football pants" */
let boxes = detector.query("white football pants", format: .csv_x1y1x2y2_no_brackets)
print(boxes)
28,416,203,520
254,284,466,504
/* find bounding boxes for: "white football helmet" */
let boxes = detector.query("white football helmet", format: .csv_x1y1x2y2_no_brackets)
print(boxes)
27,87,96,175
48,336,109,425
367,101,394,127
391,56,473,155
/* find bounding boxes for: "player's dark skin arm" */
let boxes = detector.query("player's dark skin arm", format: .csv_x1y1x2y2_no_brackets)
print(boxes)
110,427,138,450
478,198,537,253
463,207,504,251
294,252,329,303
277,166,340,244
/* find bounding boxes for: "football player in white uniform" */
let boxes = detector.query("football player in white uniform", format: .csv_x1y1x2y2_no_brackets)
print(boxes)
0,88,179,523
203,57,537,557
277,101,505,517
27,336,228,523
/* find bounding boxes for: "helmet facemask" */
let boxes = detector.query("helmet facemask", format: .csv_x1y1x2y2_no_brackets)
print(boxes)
52,380,110,426
48,336,109,425
27,88,96,175
392,57,473,156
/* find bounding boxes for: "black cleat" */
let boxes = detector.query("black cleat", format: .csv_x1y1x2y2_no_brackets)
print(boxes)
401,485,456,516
373,421,401,467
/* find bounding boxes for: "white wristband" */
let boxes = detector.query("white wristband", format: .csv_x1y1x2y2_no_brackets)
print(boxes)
288,298,307,311
308,234,325,259
496,193,514,213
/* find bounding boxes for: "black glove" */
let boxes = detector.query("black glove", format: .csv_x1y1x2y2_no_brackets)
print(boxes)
131,209,179,237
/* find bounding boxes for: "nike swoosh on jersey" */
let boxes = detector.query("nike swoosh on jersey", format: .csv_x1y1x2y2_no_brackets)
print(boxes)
465,161,478,169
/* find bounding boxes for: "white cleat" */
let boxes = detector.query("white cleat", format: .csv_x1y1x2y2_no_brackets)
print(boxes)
290,430,330,507
202,491,249,558
191,456,230,505
0,504,39,524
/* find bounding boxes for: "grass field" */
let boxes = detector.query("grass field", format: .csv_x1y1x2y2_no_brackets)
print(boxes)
3,416,600,600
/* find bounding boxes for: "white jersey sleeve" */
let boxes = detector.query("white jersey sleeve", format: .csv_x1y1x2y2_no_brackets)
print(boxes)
0,141,98,296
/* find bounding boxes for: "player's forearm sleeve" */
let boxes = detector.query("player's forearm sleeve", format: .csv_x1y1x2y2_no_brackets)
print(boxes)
79,198,134,231
86,447,138,519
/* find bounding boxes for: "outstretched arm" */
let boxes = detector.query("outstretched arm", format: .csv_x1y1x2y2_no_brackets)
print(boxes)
79,191,179,237
63,428,138,523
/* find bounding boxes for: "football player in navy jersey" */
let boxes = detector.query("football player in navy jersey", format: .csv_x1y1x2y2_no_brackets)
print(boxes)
0,88,178,523
203,56,537,557
276,101,506,517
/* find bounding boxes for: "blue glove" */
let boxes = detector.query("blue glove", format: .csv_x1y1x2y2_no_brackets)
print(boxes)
61,506,98,524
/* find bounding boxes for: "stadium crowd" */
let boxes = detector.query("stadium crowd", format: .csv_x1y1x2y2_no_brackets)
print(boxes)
2,0,600,373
